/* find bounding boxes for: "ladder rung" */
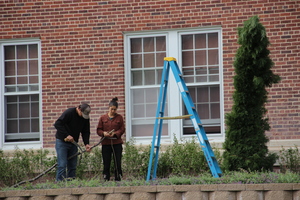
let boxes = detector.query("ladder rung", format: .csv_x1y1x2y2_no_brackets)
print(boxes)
157,114,192,120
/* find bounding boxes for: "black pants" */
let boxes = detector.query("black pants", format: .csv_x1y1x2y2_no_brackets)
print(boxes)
102,143,123,181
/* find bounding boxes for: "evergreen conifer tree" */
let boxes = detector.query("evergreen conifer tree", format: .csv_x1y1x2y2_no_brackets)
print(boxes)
223,16,280,171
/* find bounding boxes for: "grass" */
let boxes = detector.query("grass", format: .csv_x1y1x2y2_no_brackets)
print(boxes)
1,171,299,191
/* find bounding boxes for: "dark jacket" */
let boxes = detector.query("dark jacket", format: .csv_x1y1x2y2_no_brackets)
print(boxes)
97,113,125,145
54,107,90,145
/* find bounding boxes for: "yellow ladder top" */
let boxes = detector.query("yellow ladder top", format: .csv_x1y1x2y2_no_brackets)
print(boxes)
164,57,177,61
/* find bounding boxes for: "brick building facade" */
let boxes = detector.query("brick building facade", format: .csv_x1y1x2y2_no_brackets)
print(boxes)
0,0,299,150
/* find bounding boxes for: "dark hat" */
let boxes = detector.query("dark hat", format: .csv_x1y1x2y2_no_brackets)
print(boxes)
80,104,91,119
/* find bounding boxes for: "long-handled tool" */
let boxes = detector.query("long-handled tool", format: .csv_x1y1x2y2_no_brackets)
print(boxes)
11,130,114,188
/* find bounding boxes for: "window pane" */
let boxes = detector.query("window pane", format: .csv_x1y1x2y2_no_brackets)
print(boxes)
144,53,155,68
5,86,17,92
209,66,219,74
132,71,142,86
183,67,194,76
156,69,162,84
209,75,219,82
208,33,218,48
145,88,157,103
185,76,194,83
17,45,27,59
132,124,168,137
156,36,166,51
29,44,38,58
5,61,15,76
31,94,39,101
211,103,220,118
132,89,145,104
131,38,142,53
146,104,157,117
182,35,193,50
131,54,142,69
210,86,220,102
143,37,154,52
19,103,30,118
31,102,39,117
19,119,30,132
133,104,144,118
31,119,39,132
189,87,196,102
144,70,155,85
208,49,219,65
17,76,27,84
197,87,209,102
195,50,206,65
29,85,39,91
7,120,18,133
29,76,39,84
29,60,38,74
195,76,207,82
7,103,17,118
198,104,209,119
195,34,206,49
195,66,207,75
5,77,15,85
17,61,27,75
4,46,15,60
156,53,166,67
182,51,194,66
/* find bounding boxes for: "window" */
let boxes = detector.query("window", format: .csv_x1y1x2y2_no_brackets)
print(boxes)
128,36,168,137
1,39,42,148
125,28,223,143
181,32,221,135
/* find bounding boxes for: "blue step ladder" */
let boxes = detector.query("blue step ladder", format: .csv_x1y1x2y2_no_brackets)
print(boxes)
146,57,222,181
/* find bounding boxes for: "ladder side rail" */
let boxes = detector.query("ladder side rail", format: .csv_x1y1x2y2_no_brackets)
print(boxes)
169,60,208,146
169,60,222,178
152,61,170,180
146,60,170,181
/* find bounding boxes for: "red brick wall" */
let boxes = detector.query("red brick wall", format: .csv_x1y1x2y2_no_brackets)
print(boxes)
1,0,299,147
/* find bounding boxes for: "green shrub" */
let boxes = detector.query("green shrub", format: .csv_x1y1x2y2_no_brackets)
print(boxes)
76,146,103,179
278,145,300,174
0,148,56,187
158,136,209,176
122,138,151,179
223,16,280,172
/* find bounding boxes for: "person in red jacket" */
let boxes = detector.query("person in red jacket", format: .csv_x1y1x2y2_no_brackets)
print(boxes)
97,97,125,181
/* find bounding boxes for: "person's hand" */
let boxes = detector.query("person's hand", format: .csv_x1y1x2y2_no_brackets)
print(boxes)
104,131,113,137
64,135,74,142
110,131,115,137
85,144,91,152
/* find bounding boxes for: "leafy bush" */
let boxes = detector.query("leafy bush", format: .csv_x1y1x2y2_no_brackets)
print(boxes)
278,145,300,174
122,138,151,179
0,149,56,187
158,136,209,176
2,139,299,189
76,146,103,179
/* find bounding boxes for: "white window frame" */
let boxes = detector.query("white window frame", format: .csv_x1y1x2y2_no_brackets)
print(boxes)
124,28,225,145
0,38,43,150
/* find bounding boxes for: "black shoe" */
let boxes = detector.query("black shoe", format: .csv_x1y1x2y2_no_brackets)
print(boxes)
103,174,110,181
115,174,122,181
